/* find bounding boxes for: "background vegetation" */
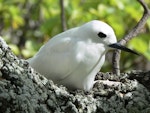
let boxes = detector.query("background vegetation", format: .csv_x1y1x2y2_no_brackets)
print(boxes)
0,0,150,72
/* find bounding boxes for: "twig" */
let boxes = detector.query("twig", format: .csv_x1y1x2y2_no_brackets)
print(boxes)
60,0,67,31
112,0,150,75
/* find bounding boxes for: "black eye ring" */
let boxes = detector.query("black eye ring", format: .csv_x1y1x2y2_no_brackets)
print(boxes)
98,32,107,38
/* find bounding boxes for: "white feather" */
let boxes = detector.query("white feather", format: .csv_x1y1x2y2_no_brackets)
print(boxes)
28,20,117,91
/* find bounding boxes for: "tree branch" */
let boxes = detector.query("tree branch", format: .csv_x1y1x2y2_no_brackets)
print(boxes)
1,36,150,112
60,0,67,31
112,0,150,75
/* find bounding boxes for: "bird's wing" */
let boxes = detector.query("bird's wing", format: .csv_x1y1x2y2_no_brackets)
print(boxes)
29,30,81,82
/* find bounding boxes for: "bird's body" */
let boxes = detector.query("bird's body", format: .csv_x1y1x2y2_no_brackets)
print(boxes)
28,20,138,91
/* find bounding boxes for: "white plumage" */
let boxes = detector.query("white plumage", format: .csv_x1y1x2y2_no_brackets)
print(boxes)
28,20,137,91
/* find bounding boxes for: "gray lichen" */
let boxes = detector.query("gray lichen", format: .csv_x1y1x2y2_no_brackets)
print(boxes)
0,37,150,113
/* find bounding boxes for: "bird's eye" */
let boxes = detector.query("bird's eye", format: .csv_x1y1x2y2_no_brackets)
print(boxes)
97,32,107,38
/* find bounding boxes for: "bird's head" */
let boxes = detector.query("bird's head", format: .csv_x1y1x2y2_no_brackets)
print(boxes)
80,20,139,55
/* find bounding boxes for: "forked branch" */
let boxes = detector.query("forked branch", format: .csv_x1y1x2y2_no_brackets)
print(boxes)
112,0,150,75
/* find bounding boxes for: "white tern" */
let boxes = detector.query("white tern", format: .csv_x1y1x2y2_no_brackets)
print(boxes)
28,20,138,91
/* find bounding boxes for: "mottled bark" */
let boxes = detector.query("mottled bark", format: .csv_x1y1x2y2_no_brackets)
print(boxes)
0,37,150,113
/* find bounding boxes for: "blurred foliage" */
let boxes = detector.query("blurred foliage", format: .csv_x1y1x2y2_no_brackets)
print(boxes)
0,0,150,72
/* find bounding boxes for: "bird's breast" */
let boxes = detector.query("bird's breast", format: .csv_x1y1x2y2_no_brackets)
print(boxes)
75,42,106,72
76,42,105,62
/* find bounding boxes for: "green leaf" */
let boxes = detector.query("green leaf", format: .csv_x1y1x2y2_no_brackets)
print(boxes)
9,44,20,55
129,34,150,60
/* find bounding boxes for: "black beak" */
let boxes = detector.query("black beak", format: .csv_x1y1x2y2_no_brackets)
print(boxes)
109,43,139,55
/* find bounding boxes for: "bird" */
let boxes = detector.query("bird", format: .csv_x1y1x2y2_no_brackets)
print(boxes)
28,20,138,91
